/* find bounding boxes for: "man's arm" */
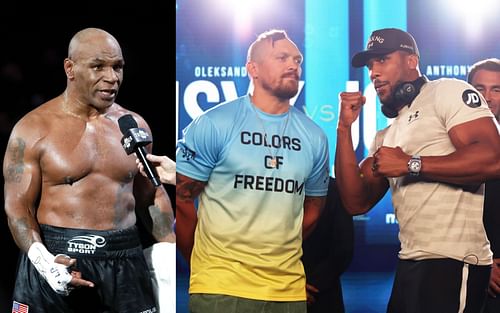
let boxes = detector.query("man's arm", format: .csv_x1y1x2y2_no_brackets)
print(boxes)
134,179,176,243
302,196,326,239
3,124,43,253
335,92,390,215
175,173,205,263
133,120,175,243
304,178,354,291
489,258,500,297
373,117,500,183
133,162,175,243
423,117,500,182
3,120,93,294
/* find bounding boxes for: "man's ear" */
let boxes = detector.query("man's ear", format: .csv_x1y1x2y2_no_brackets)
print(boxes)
64,58,75,80
246,61,258,80
407,54,419,70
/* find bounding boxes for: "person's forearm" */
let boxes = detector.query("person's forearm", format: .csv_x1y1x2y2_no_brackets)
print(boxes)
418,143,500,184
302,196,326,239
6,209,42,253
176,173,205,263
335,126,373,214
176,199,197,263
149,186,176,242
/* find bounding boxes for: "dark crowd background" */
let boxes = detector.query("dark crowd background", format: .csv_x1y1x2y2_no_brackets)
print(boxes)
0,4,174,311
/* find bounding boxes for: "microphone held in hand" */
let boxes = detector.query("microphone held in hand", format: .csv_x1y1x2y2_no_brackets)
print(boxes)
118,114,161,187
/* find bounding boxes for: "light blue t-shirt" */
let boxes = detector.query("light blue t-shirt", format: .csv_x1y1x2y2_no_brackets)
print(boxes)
176,94,329,301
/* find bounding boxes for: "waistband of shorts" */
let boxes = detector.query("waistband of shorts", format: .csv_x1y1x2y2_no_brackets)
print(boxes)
40,224,143,258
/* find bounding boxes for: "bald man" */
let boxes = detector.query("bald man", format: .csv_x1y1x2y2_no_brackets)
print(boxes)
3,28,175,313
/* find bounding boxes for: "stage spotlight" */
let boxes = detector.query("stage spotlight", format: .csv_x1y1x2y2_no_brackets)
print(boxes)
215,0,270,14
450,0,495,17
214,0,274,40
448,0,496,38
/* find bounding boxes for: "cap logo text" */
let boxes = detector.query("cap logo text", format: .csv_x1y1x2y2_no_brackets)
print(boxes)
400,44,414,51
368,35,384,48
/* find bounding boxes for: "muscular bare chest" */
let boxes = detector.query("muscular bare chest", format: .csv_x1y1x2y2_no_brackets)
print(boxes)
40,117,136,185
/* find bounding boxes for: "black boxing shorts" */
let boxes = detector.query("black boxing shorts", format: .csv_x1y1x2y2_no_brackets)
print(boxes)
387,258,490,313
12,224,158,313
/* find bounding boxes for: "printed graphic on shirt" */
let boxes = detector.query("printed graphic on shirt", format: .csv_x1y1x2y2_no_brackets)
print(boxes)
235,130,304,194
407,110,420,124
178,145,196,161
462,89,482,108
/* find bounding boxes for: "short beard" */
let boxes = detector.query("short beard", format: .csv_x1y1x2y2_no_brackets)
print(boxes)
379,87,400,118
274,83,298,100
378,80,404,118
380,101,400,118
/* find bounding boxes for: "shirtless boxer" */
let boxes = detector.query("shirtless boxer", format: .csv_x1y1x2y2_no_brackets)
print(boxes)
3,27,175,313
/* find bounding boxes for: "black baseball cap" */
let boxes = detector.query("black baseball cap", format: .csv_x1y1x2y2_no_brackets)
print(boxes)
351,28,419,68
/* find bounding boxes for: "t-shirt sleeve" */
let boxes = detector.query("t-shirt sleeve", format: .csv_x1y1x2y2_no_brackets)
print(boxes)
176,114,221,182
305,130,330,197
435,80,494,131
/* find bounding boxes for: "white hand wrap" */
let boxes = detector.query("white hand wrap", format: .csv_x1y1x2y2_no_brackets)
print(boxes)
144,242,176,313
27,242,73,296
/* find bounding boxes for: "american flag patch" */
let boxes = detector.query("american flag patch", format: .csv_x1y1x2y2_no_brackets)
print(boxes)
12,301,29,313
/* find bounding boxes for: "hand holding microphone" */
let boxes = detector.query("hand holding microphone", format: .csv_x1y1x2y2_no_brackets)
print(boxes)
118,114,161,187
136,154,176,185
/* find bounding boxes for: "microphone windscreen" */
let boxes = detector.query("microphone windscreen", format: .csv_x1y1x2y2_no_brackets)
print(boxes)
118,114,138,134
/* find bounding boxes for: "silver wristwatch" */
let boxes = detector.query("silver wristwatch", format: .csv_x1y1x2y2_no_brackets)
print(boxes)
407,155,421,176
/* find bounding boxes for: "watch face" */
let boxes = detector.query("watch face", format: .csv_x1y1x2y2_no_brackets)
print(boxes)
408,156,421,176
410,160,421,172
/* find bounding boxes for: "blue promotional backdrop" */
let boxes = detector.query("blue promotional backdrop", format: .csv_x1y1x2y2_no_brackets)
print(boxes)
176,0,498,310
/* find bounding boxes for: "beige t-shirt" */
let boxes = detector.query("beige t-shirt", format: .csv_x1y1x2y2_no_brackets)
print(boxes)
371,78,495,265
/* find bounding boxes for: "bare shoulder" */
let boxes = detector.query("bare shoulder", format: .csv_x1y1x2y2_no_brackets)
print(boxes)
106,103,151,131
8,98,61,145
3,99,62,170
